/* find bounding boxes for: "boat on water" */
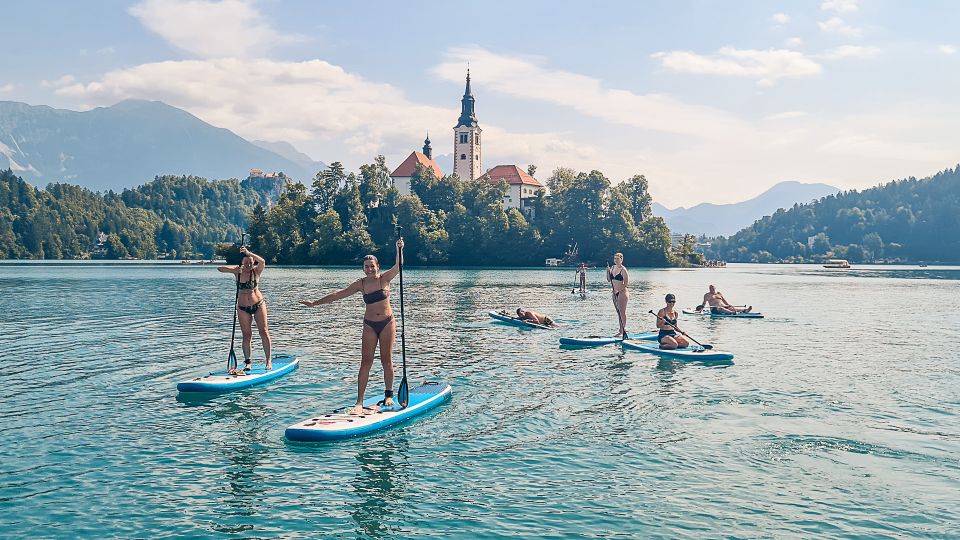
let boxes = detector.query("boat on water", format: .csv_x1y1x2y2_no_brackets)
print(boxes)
822,258,851,269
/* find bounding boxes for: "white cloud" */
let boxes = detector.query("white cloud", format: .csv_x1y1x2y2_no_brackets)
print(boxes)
772,13,790,25
435,46,756,141
821,0,859,13
41,75,76,88
785,37,803,49
819,45,880,60
53,56,589,178
818,17,862,37
765,111,808,120
0,83,14,93
651,47,821,83
128,0,304,58
940,45,957,55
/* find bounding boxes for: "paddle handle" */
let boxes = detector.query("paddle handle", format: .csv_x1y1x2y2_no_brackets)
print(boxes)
396,226,408,406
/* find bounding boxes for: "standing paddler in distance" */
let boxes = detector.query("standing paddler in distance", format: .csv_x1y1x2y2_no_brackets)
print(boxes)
299,237,405,415
606,252,629,338
576,262,587,294
217,246,272,373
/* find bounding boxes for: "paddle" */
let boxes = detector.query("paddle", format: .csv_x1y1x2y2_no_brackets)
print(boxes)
226,233,245,373
396,226,409,408
648,309,713,350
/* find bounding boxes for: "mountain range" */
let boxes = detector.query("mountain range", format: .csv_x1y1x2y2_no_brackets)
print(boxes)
0,100,326,192
653,181,840,237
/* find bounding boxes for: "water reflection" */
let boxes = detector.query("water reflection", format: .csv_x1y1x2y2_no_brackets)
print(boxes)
205,396,271,535
350,438,410,539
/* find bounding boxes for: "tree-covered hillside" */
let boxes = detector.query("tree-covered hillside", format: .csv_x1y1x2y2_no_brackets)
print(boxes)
0,170,274,259
702,166,960,263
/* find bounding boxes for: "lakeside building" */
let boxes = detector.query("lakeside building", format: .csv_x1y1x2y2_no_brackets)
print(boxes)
478,165,543,212
391,71,544,209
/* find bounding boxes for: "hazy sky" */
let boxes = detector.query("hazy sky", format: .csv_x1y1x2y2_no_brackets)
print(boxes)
3,0,959,206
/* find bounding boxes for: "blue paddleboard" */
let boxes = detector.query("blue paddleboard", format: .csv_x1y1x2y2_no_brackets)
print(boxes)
621,339,734,362
682,308,763,318
488,310,556,330
285,380,452,442
559,332,658,346
176,355,299,392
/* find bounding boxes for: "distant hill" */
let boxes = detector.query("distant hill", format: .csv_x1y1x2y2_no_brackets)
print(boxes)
702,166,960,263
0,100,318,192
654,181,840,237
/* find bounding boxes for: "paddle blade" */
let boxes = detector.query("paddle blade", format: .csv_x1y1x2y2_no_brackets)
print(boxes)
398,376,409,408
227,349,237,371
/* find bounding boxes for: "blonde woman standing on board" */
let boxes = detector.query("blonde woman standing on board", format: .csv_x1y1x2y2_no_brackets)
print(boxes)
606,252,629,338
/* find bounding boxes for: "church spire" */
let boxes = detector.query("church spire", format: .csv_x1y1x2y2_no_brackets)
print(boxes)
456,68,477,128
423,132,432,159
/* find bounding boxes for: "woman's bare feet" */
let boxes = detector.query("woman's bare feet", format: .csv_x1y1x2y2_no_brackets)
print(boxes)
347,404,379,415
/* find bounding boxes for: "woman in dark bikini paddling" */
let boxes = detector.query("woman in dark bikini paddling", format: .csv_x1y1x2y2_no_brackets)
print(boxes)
217,246,272,373
299,238,404,415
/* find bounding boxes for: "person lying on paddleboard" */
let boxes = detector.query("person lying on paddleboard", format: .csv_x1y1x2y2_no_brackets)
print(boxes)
217,247,272,373
606,252,629,338
656,294,689,350
299,239,404,415
516,308,557,327
702,284,751,315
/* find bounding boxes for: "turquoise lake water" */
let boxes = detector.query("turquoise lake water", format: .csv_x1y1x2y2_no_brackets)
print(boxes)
2,262,958,538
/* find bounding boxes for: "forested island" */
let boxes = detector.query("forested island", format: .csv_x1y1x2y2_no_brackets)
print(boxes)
701,166,960,264
0,161,685,266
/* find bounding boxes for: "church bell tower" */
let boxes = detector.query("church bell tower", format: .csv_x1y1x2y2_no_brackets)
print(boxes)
453,69,482,181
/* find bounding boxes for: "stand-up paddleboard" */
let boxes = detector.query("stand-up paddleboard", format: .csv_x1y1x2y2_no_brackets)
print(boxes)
559,332,658,347
682,308,762,318
621,339,733,362
285,380,452,442
488,310,556,330
177,355,299,392
710,311,764,319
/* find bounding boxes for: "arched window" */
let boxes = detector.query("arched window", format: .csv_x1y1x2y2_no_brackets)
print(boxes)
461,154,466,160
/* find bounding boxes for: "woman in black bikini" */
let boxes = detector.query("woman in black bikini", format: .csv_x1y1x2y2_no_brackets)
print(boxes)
299,239,404,415
217,246,272,373
606,252,629,338
656,293,689,350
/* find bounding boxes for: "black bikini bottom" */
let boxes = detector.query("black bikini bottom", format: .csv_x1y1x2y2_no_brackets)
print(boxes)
238,299,264,315
363,315,394,337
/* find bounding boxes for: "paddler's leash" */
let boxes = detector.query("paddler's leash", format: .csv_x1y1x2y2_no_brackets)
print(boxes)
608,262,626,338
648,309,713,350
227,233,246,373
396,226,409,408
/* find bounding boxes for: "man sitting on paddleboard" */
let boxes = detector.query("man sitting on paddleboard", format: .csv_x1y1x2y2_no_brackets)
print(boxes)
702,284,751,315
656,294,689,350
516,308,556,327
299,239,404,415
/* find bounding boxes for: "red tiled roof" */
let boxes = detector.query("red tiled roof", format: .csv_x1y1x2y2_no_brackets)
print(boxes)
390,151,445,178
479,165,544,188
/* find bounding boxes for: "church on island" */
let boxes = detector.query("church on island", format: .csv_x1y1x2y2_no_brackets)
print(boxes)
390,71,545,211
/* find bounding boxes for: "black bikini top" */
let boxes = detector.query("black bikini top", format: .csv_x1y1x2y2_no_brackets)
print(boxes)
238,271,258,290
611,269,624,281
362,276,389,305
